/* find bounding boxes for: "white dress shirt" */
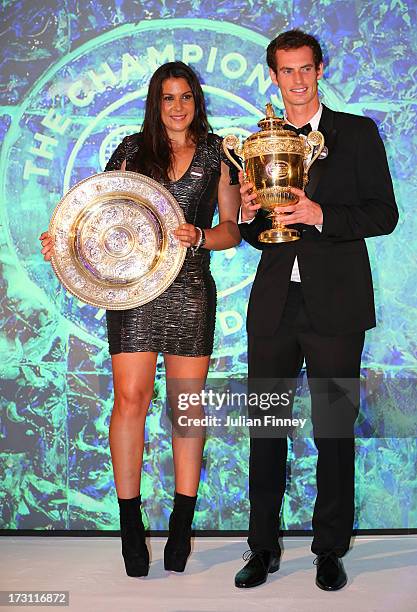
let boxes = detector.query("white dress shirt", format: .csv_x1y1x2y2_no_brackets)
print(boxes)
239,103,323,282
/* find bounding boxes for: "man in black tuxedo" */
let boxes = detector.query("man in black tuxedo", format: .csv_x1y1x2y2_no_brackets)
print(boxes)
234,29,398,590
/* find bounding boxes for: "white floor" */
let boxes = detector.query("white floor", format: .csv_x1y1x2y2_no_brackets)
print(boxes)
1,536,417,611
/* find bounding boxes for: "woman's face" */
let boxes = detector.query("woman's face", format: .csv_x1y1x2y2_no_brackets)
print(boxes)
160,77,195,137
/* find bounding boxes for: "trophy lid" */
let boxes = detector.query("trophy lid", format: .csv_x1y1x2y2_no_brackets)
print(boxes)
257,103,287,132
228,101,309,162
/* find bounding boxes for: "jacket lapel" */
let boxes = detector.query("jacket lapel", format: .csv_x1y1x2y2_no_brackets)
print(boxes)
305,105,337,199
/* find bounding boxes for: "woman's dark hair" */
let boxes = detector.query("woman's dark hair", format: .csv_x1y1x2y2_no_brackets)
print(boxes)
134,61,210,180
266,29,323,73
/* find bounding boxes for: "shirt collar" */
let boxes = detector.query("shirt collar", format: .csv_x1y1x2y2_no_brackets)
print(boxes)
284,102,323,132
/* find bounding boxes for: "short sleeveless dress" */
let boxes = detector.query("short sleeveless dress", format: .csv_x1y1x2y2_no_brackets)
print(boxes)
104,133,239,357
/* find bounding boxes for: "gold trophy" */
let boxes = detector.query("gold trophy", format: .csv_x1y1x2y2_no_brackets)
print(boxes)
48,171,186,309
223,103,325,243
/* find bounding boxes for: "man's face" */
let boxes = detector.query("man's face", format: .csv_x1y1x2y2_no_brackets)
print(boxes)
269,46,323,110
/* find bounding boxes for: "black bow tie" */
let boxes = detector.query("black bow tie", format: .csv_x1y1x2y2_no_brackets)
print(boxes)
283,122,312,136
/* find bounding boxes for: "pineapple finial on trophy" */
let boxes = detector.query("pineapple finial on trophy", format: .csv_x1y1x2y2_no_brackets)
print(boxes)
265,102,275,118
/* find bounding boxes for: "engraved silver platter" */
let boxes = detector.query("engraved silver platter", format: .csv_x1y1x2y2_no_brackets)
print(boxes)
49,171,186,309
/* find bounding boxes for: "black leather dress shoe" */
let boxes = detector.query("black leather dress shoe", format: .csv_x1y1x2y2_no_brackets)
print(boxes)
235,550,280,588
314,552,347,591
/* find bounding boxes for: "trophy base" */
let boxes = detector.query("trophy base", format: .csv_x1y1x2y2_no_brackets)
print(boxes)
259,227,300,243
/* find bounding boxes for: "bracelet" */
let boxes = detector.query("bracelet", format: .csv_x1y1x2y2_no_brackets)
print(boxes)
190,226,203,256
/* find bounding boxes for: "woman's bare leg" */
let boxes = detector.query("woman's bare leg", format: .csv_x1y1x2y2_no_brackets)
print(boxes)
109,352,158,498
164,354,210,496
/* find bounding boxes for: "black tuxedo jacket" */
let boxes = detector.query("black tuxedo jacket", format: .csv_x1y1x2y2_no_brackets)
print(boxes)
239,105,398,337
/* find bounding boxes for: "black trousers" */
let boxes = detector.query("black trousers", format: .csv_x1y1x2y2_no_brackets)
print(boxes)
247,282,365,557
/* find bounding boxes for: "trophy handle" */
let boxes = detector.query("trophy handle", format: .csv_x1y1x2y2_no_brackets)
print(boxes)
222,135,245,174
303,130,325,185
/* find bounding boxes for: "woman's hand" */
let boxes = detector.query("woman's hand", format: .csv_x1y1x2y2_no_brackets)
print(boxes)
39,231,54,261
173,223,200,248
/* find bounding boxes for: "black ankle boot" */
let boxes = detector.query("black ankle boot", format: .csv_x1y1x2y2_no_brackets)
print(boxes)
118,495,149,577
164,492,197,572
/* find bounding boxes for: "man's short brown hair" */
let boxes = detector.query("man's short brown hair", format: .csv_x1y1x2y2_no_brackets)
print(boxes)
267,29,324,73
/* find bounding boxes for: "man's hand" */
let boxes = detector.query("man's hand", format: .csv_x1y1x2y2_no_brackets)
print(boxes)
276,187,323,226
239,171,261,222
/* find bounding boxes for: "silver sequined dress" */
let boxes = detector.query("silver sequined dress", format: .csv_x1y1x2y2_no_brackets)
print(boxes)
104,133,239,356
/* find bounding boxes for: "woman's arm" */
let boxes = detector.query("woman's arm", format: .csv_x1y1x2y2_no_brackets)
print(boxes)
174,161,241,250
204,161,241,250
104,137,128,172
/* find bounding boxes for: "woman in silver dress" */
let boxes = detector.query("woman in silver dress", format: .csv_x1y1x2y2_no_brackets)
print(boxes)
40,61,241,577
